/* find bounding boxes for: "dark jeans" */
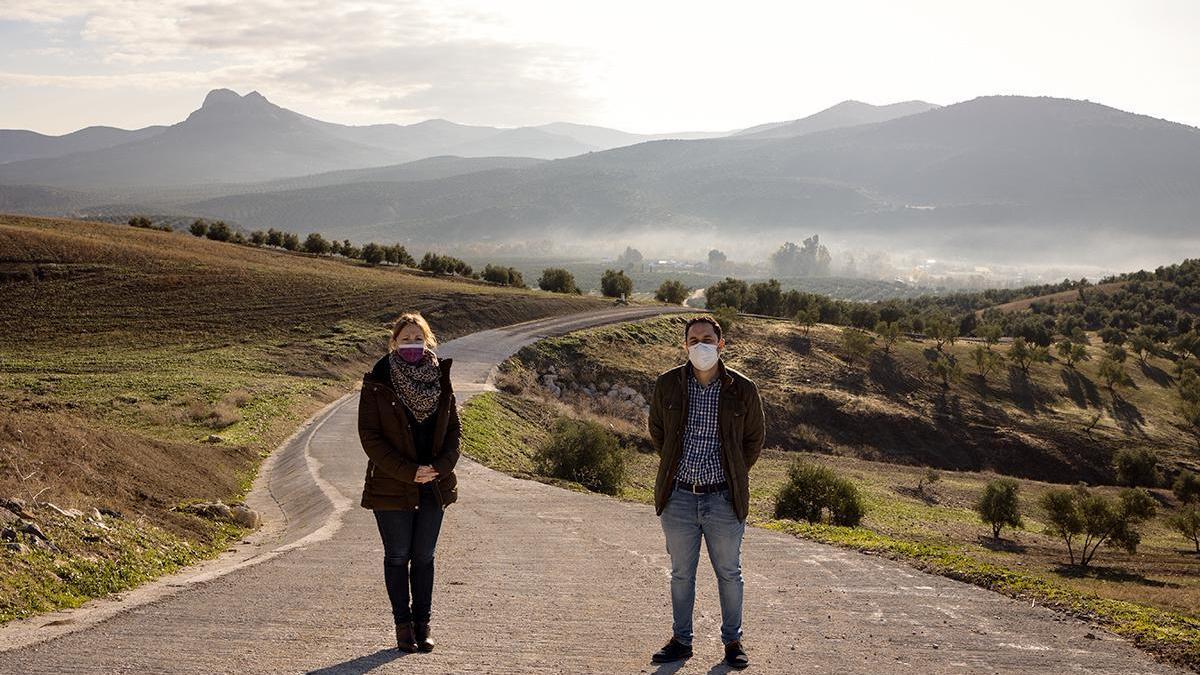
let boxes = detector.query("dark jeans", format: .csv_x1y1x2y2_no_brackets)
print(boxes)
373,484,444,625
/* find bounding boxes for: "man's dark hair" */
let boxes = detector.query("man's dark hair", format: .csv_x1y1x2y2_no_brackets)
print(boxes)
684,315,722,341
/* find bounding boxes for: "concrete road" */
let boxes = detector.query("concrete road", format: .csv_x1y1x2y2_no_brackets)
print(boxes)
0,305,1184,674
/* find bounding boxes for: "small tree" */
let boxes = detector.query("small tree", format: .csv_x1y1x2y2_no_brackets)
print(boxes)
206,220,232,242
841,328,874,366
1097,356,1133,392
875,321,901,355
127,215,152,228
1007,337,1050,374
927,317,959,352
774,461,865,526
795,309,818,336
1039,484,1156,567
927,352,962,389
265,228,283,247
340,239,361,259
188,219,208,237
975,478,1022,540
712,306,737,335
971,344,1002,380
1112,448,1160,488
249,230,267,246
361,242,385,265
655,279,690,304
303,232,331,255
281,232,300,251
1056,339,1089,368
600,269,634,298
1172,470,1200,504
976,323,1003,348
1129,333,1155,366
385,244,415,267
1168,506,1200,553
538,268,581,294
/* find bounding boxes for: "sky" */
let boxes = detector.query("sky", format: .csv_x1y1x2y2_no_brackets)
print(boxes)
2,0,1199,135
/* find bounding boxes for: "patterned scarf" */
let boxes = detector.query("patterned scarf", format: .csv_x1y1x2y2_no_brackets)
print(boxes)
388,349,442,423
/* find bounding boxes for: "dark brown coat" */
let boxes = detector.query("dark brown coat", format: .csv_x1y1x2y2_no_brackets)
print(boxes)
648,361,765,521
357,354,460,510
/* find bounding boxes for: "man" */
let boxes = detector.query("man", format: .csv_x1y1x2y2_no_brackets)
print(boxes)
648,315,765,669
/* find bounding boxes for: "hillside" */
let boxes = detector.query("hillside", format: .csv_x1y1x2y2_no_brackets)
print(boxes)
0,214,604,621
154,96,1200,266
0,125,166,164
736,99,939,138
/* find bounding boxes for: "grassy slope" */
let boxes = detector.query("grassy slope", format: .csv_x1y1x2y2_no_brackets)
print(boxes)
465,313,1200,669
0,214,604,621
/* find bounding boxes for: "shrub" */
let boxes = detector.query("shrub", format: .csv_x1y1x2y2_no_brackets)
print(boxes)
975,478,1022,540
600,269,634,298
875,321,900,354
1173,471,1200,504
281,232,300,251
265,228,283,247
249,230,267,246
655,279,690,304
774,461,864,526
538,268,580,294
206,220,232,242
1039,484,1156,567
840,327,874,366
188,219,208,237
127,216,152,228
1097,356,1133,391
711,306,737,335
1112,447,1161,487
1168,506,1200,552
533,417,627,494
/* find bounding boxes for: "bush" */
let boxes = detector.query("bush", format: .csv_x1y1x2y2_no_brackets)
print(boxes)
205,220,232,242
265,228,283,247
127,216,152,228
774,461,864,526
975,478,1022,539
281,232,300,251
538,268,580,294
249,230,267,246
1112,447,1161,487
1174,471,1200,504
303,232,331,255
841,327,874,366
655,279,690,304
711,306,737,335
533,417,627,494
188,219,208,237
1168,505,1200,552
1039,484,1156,567
705,277,749,310
600,269,633,298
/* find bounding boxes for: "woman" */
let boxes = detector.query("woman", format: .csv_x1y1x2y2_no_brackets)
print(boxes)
357,312,460,653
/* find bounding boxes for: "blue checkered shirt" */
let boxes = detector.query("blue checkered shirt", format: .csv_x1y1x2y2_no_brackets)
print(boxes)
675,367,725,486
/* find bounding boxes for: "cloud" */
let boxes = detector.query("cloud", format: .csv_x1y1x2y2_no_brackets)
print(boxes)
0,0,595,125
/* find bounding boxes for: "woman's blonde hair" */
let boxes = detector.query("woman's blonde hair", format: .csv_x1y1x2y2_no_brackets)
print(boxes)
389,312,438,351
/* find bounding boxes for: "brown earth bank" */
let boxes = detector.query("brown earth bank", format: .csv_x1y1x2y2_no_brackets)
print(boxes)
0,213,607,621
505,314,1198,484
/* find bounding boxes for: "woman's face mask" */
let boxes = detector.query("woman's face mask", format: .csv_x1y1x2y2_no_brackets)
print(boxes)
396,342,426,363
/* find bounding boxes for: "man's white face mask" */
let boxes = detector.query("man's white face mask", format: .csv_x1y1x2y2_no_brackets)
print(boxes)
688,342,720,371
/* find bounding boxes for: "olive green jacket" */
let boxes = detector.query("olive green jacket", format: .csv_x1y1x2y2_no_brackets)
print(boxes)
648,361,765,521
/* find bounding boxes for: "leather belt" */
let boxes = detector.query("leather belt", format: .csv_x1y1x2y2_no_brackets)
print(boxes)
674,480,728,494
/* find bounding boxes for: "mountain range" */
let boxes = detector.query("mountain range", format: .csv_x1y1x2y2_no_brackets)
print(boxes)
2,90,1198,267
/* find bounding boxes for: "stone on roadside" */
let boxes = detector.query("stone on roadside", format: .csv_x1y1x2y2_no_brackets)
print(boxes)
43,503,81,519
230,505,261,529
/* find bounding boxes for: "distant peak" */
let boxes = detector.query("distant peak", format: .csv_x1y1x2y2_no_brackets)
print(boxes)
201,88,242,107
244,90,268,102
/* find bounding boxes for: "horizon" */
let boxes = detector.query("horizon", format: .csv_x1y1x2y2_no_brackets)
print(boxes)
3,1,1200,135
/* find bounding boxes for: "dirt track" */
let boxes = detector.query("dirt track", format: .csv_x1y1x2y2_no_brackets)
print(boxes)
0,306,1185,674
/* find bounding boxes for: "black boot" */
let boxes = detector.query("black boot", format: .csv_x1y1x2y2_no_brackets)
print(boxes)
651,637,692,663
724,641,749,669
414,622,435,652
395,623,418,653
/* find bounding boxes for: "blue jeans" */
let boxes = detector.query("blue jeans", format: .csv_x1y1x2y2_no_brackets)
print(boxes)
373,484,444,625
660,488,746,645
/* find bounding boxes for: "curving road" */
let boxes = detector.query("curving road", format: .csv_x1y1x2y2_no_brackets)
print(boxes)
0,306,1185,674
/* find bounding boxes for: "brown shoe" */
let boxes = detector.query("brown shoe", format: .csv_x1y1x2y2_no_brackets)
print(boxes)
414,622,435,652
395,623,418,653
